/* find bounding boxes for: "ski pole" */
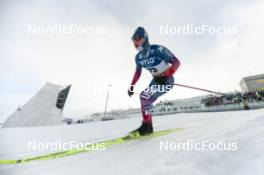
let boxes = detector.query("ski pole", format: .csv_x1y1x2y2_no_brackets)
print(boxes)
174,83,227,96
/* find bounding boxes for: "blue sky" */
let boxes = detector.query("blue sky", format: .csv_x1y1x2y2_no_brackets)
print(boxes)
1,0,264,122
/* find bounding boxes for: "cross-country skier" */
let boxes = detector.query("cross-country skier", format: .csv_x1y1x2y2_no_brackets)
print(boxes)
128,26,181,136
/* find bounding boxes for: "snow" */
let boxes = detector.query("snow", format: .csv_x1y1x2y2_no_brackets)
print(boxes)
1,109,264,175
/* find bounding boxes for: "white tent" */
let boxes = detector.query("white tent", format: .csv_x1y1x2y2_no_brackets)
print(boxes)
3,82,71,128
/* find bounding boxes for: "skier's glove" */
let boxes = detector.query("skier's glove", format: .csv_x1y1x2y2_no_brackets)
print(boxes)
128,85,134,97
154,76,168,85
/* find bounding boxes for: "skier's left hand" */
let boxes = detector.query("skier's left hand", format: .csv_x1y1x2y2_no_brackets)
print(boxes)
154,64,176,85
154,76,168,85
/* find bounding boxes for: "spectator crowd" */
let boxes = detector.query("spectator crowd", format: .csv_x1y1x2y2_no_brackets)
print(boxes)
201,90,264,107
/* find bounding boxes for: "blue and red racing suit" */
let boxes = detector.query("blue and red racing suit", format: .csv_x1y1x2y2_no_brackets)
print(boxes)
130,45,180,123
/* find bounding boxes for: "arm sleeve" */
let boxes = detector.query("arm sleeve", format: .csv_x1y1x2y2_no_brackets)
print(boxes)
158,46,181,77
131,58,142,85
166,56,180,76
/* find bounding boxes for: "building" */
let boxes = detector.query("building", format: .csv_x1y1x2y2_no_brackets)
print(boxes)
3,82,71,128
239,74,264,92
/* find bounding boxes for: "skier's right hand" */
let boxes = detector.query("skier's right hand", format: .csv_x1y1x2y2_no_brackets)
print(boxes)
128,85,134,97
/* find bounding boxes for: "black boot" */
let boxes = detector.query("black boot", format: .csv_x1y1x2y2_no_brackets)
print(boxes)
130,121,153,137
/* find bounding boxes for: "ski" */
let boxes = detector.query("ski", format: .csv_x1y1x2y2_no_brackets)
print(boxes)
0,128,183,165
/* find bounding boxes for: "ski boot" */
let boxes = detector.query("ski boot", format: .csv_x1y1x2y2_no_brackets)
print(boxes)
125,121,153,139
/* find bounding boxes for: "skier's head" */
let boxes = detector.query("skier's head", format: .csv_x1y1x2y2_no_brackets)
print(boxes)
132,26,149,52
